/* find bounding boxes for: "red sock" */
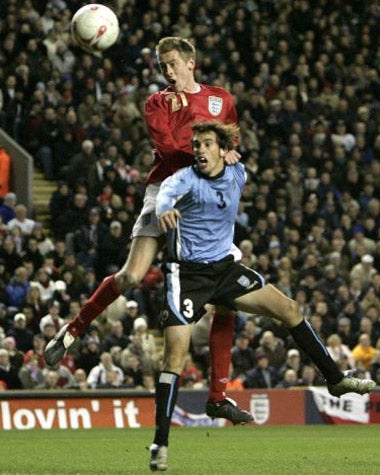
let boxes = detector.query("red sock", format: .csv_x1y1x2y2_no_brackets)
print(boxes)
208,311,235,403
68,274,120,337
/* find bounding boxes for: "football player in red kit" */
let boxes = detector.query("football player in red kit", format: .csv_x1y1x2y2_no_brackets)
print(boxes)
45,37,252,425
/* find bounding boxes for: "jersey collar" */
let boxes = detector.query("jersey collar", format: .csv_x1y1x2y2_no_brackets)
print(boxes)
192,164,226,180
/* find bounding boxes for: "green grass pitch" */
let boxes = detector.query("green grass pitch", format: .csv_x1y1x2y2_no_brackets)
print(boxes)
0,425,379,475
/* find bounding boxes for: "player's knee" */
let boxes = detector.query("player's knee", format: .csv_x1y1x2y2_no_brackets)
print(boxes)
115,269,143,291
282,299,302,327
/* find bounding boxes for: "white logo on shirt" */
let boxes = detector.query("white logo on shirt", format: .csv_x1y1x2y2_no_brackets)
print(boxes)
208,96,223,116
237,275,259,289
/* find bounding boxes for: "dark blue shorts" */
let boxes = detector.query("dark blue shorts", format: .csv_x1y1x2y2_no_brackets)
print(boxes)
161,256,266,327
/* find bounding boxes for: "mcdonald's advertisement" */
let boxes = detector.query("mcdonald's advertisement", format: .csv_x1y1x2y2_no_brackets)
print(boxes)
0,388,378,430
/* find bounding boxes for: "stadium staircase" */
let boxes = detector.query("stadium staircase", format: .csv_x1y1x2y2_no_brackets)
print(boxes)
32,170,56,232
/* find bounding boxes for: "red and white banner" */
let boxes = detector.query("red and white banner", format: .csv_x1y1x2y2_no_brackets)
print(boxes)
309,387,370,424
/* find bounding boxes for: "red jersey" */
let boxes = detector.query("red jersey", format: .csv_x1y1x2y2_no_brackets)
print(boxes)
144,84,237,184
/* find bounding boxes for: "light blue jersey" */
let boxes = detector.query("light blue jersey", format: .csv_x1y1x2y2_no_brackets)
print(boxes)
156,163,246,262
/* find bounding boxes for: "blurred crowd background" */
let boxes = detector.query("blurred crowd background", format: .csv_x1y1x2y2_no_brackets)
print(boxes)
0,0,380,393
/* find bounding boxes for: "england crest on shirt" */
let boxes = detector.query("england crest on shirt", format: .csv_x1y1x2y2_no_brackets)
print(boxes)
208,96,223,116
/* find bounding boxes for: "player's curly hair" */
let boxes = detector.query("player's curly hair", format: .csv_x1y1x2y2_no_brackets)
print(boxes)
191,121,240,150
156,36,196,61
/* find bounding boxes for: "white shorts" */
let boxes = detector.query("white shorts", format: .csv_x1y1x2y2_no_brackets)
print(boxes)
131,183,163,238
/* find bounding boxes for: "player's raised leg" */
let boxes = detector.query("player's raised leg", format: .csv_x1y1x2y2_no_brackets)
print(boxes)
234,284,376,397
45,236,159,366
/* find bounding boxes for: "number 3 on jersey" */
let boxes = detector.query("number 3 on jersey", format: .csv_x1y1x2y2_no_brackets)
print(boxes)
216,191,226,209
182,298,194,318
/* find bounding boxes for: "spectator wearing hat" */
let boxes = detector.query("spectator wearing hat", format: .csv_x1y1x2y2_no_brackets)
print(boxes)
120,300,141,336
0,348,21,389
7,313,33,353
350,254,377,288
133,316,157,363
0,192,17,224
243,353,280,389
51,279,71,318
279,348,303,379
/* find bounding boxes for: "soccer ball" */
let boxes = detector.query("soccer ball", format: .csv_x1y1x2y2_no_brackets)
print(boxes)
71,4,120,53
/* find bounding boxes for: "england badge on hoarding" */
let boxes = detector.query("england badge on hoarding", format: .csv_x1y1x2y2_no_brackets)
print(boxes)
250,393,270,425
208,96,223,116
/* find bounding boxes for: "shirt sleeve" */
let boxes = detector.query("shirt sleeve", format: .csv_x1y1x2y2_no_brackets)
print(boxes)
232,162,247,192
225,92,238,125
156,168,193,217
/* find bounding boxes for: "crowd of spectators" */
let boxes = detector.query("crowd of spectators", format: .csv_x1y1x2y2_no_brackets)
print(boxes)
1,0,380,392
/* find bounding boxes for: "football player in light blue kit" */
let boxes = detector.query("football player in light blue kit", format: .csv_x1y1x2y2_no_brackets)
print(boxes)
149,121,376,471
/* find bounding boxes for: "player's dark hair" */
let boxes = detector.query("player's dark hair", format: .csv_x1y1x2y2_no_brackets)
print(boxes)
156,36,196,61
191,121,240,150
